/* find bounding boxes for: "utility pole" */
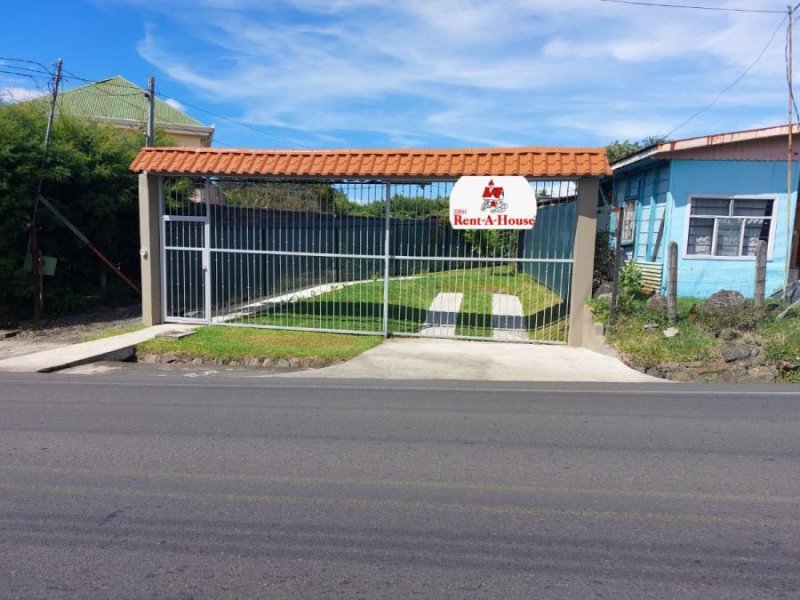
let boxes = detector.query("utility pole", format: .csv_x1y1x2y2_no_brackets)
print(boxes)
145,75,155,147
31,58,63,324
787,4,793,296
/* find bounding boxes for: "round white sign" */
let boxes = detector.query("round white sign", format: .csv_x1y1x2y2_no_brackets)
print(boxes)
449,176,537,230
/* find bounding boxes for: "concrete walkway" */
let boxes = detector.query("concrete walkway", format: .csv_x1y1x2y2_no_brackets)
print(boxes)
290,338,662,382
0,324,195,373
419,293,463,337
491,294,528,341
420,292,530,340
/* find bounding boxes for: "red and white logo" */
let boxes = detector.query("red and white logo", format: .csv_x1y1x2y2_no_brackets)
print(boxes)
480,180,508,214
450,176,536,230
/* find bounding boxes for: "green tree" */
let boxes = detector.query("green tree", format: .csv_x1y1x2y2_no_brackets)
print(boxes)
0,102,155,324
220,181,350,213
329,195,449,219
463,230,520,258
605,136,667,164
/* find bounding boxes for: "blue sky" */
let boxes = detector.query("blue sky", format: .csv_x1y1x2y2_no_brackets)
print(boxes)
0,0,795,149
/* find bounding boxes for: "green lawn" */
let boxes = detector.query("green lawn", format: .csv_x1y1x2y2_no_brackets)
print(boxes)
240,266,566,341
137,327,382,365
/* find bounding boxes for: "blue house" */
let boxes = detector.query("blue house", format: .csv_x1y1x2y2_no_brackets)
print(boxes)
611,125,800,298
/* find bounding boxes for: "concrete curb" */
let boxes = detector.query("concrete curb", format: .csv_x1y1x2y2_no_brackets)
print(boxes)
0,324,195,373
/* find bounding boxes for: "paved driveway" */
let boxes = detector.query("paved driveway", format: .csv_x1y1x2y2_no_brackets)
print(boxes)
291,338,660,382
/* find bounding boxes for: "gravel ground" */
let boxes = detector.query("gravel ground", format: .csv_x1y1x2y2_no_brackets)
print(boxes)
0,304,142,360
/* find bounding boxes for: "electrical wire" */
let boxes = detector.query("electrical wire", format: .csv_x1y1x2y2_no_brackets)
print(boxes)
55,68,237,146
60,67,310,149
663,14,788,139
0,68,40,79
0,56,52,73
599,0,785,14
154,86,311,149
0,64,52,76
787,15,800,123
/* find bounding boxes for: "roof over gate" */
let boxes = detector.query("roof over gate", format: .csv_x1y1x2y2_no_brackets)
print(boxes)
130,146,610,178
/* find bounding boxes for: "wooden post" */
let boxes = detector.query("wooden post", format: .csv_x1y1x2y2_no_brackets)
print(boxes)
754,239,767,311
145,75,155,147
609,207,623,327
667,241,678,326
32,58,63,324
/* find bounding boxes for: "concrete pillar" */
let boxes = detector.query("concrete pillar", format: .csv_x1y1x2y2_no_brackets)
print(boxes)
568,177,599,347
138,173,162,326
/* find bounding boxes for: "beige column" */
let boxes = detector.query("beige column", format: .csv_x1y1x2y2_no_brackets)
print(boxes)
568,177,599,347
138,172,162,326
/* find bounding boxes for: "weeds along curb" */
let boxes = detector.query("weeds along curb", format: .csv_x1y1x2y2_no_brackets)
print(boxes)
135,351,331,369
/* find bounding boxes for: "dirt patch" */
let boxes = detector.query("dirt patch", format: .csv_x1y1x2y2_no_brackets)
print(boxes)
0,305,141,360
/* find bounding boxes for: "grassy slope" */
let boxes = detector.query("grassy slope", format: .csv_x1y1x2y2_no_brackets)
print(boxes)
244,266,564,340
137,327,382,365
596,296,800,380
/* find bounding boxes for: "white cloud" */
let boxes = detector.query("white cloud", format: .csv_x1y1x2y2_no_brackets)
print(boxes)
0,86,45,103
125,0,795,147
163,97,185,112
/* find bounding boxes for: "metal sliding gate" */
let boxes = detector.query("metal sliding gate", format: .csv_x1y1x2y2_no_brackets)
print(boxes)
160,177,577,343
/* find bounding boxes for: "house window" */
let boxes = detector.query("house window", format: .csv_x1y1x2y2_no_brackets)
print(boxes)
620,199,636,244
686,197,774,257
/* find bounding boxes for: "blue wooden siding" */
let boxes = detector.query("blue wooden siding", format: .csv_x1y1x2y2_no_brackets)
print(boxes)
615,159,798,298
666,160,797,298
613,163,670,288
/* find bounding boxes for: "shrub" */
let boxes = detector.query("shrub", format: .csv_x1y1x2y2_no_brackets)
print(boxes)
616,260,643,314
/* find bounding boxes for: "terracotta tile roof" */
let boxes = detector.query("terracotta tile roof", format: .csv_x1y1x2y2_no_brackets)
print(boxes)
130,146,610,178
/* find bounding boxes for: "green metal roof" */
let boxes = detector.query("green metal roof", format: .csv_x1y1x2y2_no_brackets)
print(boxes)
53,76,204,128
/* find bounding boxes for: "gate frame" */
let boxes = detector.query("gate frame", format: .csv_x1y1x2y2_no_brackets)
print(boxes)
139,171,598,346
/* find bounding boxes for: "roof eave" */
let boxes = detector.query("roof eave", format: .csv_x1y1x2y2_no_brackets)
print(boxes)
610,146,663,171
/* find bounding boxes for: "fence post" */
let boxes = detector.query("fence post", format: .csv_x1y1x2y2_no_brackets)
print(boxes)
667,241,678,326
754,239,767,311
567,177,599,347
609,206,623,327
382,183,391,338
138,172,162,326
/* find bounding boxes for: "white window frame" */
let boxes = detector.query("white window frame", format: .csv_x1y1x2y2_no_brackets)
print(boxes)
620,198,636,245
683,195,777,260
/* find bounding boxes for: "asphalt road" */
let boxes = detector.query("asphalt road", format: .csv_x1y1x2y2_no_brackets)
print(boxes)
0,374,799,599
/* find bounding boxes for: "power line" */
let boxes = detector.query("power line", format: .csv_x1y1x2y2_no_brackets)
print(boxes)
787,13,800,122
154,87,311,149
14,61,312,149
56,69,236,146
664,13,788,139
599,0,785,14
0,64,52,76
0,57,52,74
0,69,39,79
62,67,311,149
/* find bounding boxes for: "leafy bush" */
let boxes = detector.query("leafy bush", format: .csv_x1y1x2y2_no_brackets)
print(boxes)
616,260,643,314
587,296,610,322
0,102,174,324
